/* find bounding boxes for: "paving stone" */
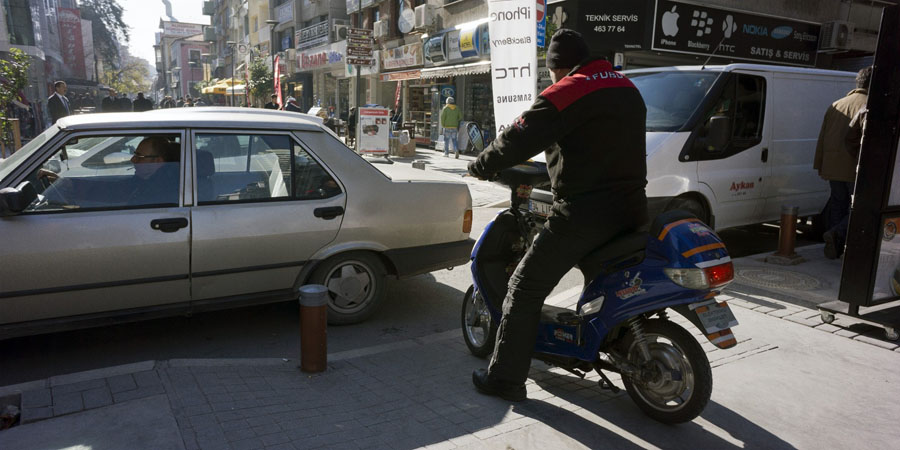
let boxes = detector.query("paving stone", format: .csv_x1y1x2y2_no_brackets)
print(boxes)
252,423,283,436
853,334,900,350
20,406,53,424
767,308,800,318
112,384,166,403
229,437,266,450
107,373,137,393
834,329,862,339
814,323,842,333
223,427,256,442
21,388,52,408
784,314,821,327
53,392,84,416
133,370,162,387
82,387,113,409
260,431,291,446
753,306,777,314
51,378,106,396
264,444,296,450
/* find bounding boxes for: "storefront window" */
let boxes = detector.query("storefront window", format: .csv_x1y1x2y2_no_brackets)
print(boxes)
4,0,35,46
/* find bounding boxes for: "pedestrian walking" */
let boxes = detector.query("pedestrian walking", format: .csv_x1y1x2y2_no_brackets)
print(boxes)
132,92,153,112
440,97,462,158
116,93,133,112
47,81,71,124
101,89,118,112
264,94,279,110
813,66,872,259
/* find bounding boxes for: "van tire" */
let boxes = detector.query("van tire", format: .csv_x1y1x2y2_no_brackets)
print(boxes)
667,196,709,226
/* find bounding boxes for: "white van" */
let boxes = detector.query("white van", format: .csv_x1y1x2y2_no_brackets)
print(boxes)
530,63,857,230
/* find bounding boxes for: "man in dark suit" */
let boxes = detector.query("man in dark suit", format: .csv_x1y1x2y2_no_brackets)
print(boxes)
116,93,133,112
133,92,153,112
264,94,279,110
47,81,71,124
102,89,118,112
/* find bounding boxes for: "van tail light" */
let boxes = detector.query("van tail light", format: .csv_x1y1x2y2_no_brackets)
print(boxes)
664,262,734,290
463,209,473,233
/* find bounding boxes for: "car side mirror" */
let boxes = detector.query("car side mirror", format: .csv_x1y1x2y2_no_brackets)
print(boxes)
103,152,132,165
705,116,732,152
0,181,38,216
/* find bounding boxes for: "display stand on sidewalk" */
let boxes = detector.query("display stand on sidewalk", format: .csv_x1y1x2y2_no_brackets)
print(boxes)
827,5,900,342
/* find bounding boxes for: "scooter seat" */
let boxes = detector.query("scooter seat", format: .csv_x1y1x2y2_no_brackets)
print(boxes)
577,231,648,280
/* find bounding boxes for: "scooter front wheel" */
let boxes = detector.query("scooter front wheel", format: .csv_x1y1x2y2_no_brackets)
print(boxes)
461,286,498,358
620,319,712,424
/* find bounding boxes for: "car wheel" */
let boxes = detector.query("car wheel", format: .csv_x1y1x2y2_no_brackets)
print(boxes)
311,252,386,325
667,196,709,226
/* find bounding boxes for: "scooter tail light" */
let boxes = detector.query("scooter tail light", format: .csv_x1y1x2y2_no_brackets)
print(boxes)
704,262,734,288
463,209,473,233
664,268,709,290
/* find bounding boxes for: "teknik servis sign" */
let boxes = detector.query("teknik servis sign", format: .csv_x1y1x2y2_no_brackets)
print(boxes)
651,0,821,67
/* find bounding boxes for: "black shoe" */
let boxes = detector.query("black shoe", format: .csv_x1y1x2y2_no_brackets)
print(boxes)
472,369,527,402
823,231,838,260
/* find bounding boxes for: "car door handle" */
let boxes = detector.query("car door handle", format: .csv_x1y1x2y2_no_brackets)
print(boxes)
151,218,189,233
761,148,769,162
314,206,344,220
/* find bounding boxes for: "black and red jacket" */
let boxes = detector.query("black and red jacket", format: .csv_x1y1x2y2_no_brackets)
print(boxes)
471,59,648,223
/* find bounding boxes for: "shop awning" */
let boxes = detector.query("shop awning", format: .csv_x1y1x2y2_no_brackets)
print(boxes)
380,69,422,82
420,61,491,79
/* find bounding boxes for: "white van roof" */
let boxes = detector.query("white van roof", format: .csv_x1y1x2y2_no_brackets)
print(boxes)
624,63,857,79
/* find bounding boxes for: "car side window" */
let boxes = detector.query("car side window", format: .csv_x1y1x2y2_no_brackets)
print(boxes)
694,74,766,160
195,133,340,204
22,134,182,213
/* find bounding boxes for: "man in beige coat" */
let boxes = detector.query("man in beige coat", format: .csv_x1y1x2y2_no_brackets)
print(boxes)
813,66,872,259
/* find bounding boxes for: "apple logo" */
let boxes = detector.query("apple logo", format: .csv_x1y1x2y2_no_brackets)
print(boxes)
662,6,680,37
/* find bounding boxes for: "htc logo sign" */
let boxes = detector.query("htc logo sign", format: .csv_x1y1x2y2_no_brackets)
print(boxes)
494,63,532,79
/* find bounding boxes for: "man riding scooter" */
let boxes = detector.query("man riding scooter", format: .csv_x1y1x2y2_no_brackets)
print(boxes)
468,29,648,401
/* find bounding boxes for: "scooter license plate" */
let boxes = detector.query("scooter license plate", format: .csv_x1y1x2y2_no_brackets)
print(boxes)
690,300,739,334
528,199,552,217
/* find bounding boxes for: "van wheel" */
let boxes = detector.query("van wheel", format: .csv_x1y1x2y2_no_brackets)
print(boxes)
311,252,386,325
667,197,709,226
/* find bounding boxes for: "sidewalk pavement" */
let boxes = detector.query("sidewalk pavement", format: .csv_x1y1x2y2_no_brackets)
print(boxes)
2,247,900,449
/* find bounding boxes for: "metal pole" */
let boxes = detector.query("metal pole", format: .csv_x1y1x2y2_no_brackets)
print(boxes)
355,0,362,151
231,50,235,107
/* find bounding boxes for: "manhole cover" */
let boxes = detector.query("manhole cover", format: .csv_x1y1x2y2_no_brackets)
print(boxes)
735,268,822,291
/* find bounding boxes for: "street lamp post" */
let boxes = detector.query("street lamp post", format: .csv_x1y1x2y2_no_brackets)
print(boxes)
226,40,237,106
266,19,279,106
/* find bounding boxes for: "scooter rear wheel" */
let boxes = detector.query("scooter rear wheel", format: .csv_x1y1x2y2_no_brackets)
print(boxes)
461,286,498,358
620,319,712,424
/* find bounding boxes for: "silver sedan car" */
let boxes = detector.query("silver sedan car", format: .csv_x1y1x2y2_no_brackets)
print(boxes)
0,108,473,338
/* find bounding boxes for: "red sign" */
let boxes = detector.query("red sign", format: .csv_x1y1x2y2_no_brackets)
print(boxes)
536,0,545,21
58,8,86,79
274,55,282,108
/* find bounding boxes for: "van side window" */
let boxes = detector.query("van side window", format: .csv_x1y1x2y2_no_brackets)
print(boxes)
695,74,766,159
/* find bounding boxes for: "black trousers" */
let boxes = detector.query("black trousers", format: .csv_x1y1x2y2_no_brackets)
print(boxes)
486,210,639,385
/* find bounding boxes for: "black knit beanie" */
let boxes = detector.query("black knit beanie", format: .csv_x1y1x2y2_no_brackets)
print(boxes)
545,28,590,70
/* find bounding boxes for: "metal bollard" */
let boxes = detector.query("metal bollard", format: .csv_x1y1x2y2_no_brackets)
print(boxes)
298,284,328,373
766,205,804,265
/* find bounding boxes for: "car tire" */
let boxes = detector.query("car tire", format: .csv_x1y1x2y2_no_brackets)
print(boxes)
311,252,387,325
667,196,709,226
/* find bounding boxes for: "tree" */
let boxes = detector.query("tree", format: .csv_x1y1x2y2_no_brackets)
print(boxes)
102,54,151,95
79,0,129,70
0,48,30,147
247,56,273,106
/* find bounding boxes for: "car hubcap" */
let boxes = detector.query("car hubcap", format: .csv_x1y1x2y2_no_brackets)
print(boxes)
465,293,492,347
629,334,694,412
325,262,373,313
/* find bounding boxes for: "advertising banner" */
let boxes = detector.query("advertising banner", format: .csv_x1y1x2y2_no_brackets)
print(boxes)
651,0,820,67
489,0,538,133
161,21,204,38
382,42,424,70
358,107,391,155
58,8,86,79
297,41,346,71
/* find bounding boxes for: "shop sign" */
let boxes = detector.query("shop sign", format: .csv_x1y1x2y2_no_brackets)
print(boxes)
459,26,480,58
424,35,446,66
298,41,346,71
380,69,421,81
445,30,463,61
489,0,538,133
296,20,330,51
382,42,423,70
651,0,821,67
546,0,650,52
276,1,293,24
58,8,86,79
162,21,204,38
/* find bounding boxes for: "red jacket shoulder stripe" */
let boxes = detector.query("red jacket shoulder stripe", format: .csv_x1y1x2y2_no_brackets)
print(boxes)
540,60,637,112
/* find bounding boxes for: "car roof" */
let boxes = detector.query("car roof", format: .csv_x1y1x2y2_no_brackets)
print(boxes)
624,63,856,78
54,107,326,132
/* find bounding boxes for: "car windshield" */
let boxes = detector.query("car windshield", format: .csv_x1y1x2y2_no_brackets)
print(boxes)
0,125,59,182
629,71,720,132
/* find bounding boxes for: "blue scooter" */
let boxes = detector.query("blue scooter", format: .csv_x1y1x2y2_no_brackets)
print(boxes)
462,164,739,424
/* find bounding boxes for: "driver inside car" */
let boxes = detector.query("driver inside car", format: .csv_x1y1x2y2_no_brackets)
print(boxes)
467,29,649,401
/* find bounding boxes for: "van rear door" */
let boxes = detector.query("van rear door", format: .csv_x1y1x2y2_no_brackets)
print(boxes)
694,71,771,229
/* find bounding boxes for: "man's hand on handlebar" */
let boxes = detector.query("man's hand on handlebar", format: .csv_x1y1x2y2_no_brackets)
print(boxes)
467,161,496,181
